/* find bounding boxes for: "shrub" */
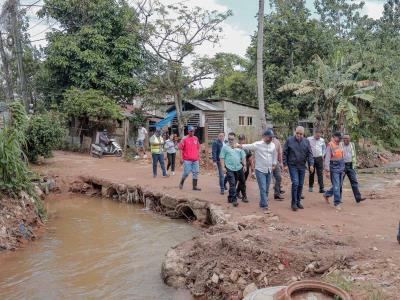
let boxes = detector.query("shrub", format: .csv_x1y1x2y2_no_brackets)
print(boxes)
26,113,66,163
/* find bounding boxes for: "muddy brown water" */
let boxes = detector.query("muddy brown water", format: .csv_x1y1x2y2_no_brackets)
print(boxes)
0,195,198,300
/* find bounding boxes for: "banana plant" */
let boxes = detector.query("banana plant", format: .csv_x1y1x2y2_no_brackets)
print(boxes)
277,53,381,134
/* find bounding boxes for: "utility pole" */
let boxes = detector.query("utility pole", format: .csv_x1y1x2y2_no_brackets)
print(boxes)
10,0,29,110
257,0,267,131
0,31,14,102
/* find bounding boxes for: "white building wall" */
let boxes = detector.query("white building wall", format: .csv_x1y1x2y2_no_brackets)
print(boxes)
221,101,261,142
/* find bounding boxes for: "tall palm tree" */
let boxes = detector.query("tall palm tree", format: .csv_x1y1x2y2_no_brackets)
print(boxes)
277,54,381,134
257,0,267,131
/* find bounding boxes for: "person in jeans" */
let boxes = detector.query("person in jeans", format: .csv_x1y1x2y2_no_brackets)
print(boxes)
324,131,345,210
237,129,277,211
283,126,314,211
212,132,225,195
220,133,246,207
135,124,148,159
307,129,326,193
165,133,178,176
237,134,253,199
150,129,168,178
341,134,366,203
272,133,284,200
179,126,201,191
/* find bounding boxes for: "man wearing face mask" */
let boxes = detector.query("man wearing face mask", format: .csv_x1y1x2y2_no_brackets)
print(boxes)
237,129,277,211
283,126,314,211
220,132,246,207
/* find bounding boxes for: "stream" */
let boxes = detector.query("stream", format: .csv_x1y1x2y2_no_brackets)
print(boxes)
0,195,198,300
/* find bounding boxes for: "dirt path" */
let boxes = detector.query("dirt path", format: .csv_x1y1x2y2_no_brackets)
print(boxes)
34,151,400,256
33,151,400,298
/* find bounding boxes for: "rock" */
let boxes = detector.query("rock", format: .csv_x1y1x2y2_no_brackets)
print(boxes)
291,276,298,282
237,277,247,285
257,272,267,282
270,216,280,222
263,277,269,286
278,264,285,271
230,269,239,282
34,185,45,200
211,273,219,284
372,247,378,251
161,249,187,288
243,283,257,298
253,269,263,275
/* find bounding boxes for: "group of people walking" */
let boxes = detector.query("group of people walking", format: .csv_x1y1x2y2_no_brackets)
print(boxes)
140,124,366,212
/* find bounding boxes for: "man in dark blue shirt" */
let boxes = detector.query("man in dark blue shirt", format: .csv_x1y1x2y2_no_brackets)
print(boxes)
212,132,226,195
283,126,314,211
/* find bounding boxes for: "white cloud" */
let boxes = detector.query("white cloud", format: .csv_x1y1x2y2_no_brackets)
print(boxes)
363,1,385,20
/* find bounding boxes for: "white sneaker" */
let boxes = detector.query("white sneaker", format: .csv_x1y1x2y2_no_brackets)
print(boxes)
172,172,175,176
134,155,139,160
143,154,148,159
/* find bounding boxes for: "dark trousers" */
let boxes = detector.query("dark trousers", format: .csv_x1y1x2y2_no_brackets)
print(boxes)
342,163,362,201
309,156,324,190
216,161,225,192
226,168,245,203
167,153,176,172
273,164,282,196
152,153,167,177
288,165,306,206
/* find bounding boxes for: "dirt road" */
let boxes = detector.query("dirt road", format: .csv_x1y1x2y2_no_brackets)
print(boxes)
34,151,400,297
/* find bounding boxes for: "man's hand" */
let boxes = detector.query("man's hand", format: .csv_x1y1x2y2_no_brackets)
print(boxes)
272,164,276,171
235,143,242,148
180,159,184,165
284,165,289,173
243,166,247,173
325,170,330,179
309,166,314,173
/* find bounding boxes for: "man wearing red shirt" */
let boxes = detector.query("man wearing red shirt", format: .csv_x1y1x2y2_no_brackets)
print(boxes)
179,126,201,191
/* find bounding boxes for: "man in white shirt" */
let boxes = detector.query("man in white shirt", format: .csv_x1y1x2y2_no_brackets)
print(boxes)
135,125,148,159
307,129,326,193
237,129,277,211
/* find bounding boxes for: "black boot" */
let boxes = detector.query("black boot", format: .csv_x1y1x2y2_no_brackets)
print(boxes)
179,177,186,190
192,179,201,191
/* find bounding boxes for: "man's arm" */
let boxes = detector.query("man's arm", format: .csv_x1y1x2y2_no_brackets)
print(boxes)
241,143,257,151
211,141,218,162
307,141,314,167
283,140,289,167
272,147,277,168
324,145,331,171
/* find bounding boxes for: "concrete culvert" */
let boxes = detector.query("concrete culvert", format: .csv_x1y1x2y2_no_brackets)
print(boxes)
106,187,119,199
175,204,196,221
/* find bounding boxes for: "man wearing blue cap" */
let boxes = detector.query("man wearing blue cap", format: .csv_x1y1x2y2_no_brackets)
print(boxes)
283,126,314,211
179,126,202,191
237,129,277,211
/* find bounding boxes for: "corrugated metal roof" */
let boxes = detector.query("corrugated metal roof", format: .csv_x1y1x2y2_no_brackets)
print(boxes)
187,100,223,111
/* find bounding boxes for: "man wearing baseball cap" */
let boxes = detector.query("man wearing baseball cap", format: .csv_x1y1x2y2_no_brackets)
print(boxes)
179,126,202,191
283,126,314,211
237,129,277,211
324,131,345,209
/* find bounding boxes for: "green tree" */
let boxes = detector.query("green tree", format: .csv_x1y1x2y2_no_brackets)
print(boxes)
137,1,231,136
38,0,145,104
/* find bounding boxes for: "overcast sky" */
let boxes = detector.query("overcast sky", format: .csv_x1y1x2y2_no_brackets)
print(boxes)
1,0,387,57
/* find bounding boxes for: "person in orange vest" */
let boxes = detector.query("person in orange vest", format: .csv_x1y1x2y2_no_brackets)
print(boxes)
323,131,345,210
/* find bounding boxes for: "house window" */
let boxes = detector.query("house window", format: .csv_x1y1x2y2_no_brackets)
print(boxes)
239,116,245,126
247,117,253,126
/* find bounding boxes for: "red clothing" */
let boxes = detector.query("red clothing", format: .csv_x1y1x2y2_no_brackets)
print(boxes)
179,136,200,161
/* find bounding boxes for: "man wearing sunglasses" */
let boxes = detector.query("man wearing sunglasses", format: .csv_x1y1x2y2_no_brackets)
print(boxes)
283,126,314,211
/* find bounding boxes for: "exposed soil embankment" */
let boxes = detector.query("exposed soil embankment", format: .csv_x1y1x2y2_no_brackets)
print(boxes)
0,192,43,251
162,215,400,299
69,175,227,226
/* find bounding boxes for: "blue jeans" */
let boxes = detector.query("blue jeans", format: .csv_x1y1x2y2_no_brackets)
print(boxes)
182,160,199,179
342,163,362,202
216,161,225,192
152,153,167,177
255,169,272,208
325,171,343,205
288,166,306,206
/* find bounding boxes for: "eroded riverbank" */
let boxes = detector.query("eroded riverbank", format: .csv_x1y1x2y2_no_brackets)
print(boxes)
0,194,198,300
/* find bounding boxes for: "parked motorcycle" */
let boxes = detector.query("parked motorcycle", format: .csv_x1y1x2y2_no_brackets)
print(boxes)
90,139,123,158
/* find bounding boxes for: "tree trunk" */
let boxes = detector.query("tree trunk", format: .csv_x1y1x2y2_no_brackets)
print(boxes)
0,31,14,102
175,90,185,138
257,0,268,131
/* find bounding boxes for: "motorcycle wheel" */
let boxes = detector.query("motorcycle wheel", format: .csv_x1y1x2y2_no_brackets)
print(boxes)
115,150,123,157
